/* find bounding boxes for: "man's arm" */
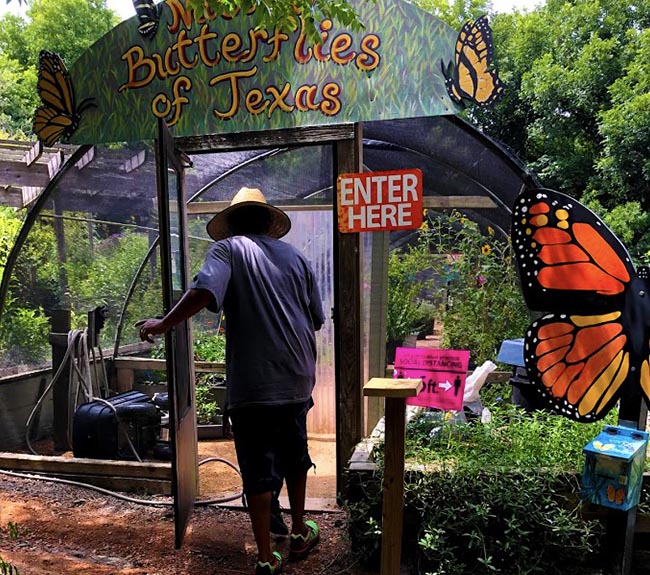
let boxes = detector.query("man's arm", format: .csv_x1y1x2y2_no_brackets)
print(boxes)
136,288,215,342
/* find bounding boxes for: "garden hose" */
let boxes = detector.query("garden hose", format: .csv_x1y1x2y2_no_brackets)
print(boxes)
0,455,244,507
20,326,245,507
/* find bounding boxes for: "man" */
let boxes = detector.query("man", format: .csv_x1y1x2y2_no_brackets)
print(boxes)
137,187,324,575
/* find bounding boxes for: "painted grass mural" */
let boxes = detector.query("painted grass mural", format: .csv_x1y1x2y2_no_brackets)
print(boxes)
57,0,463,144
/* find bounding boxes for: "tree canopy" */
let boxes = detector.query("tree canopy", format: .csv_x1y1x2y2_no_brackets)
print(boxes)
3,0,650,255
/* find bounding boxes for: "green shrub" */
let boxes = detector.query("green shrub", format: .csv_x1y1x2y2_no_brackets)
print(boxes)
0,303,50,365
195,379,222,424
347,393,615,574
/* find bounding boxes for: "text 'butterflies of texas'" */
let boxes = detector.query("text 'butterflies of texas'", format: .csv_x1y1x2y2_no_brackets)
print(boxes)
511,187,650,422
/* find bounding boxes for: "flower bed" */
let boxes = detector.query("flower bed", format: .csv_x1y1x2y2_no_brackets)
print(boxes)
346,390,650,574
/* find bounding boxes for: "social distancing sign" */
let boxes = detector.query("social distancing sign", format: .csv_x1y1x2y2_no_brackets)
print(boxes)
337,168,423,233
394,348,470,411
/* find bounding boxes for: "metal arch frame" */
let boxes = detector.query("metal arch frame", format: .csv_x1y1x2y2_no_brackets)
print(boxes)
0,144,93,319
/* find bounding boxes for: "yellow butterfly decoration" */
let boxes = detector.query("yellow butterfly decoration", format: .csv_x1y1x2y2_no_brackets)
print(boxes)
442,15,505,107
592,440,615,451
32,51,95,147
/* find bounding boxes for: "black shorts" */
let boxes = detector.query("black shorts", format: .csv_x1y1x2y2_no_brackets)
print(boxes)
228,399,314,496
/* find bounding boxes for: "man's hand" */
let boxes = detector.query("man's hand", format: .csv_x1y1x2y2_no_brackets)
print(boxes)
135,318,167,343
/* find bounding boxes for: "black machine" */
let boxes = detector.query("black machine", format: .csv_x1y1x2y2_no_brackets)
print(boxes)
72,390,167,460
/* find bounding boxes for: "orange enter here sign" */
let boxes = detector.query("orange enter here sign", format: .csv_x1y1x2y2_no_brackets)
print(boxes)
337,168,423,233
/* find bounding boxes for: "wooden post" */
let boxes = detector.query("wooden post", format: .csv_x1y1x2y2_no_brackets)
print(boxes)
333,126,363,500
605,395,648,575
363,377,423,575
50,309,71,451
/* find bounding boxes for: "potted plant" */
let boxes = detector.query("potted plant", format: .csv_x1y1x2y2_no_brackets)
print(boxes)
193,332,227,439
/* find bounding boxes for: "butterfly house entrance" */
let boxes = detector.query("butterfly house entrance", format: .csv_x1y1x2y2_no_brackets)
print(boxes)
0,0,579,561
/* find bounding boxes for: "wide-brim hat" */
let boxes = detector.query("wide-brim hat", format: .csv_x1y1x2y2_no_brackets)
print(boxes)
206,187,291,241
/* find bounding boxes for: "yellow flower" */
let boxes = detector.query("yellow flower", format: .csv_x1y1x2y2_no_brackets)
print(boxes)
481,244,492,256
422,208,429,217
487,226,494,236
419,222,428,231
460,217,468,224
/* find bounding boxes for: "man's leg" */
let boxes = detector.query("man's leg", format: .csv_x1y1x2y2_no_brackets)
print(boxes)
246,491,274,563
285,470,309,536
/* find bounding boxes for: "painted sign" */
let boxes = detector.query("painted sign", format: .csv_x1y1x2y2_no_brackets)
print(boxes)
56,0,467,144
337,169,422,233
393,348,470,411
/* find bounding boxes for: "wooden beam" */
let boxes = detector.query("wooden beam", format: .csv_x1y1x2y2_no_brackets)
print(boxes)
185,196,496,215
0,452,172,494
363,377,422,575
47,150,64,177
423,196,496,209
0,186,24,208
0,159,51,188
177,124,357,153
21,186,43,207
113,356,225,373
187,200,331,215
334,126,363,500
21,141,43,167
75,146,95,170
0,452,172,479
120,149,146,173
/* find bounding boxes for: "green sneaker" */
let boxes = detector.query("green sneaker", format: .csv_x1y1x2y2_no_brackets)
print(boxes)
254,551,282,575
289,519,320,561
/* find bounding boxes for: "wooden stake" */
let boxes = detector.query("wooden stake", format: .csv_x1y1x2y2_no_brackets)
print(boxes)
364,377,422,575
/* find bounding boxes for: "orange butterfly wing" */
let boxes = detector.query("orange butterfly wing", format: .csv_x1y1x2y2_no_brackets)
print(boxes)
512,188,650,422
524,313,629,421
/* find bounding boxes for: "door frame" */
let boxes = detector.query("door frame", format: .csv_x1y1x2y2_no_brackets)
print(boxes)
176,123,363,500
155,118,198,548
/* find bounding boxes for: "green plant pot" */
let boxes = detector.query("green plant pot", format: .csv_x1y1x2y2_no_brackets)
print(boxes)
197,424,224,440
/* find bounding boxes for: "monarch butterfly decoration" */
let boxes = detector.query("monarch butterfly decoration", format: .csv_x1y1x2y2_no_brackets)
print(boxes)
32,50,95,147
441,15,505,107
132,0,162,38
511,187,650,422
606,484,626,505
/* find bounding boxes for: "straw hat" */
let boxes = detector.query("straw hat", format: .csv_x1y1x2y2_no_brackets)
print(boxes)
206,187,291,241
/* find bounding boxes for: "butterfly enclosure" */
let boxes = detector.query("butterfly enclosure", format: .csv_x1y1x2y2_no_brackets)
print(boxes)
4,0,634,569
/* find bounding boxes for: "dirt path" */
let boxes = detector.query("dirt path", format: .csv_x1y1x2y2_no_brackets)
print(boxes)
0,472,374,575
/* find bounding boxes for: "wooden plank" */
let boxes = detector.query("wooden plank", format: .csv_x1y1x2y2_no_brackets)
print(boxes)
423,196,496,209
367,231,389,434
334,128,363,500
187,200,331,215
75,146,95,170
187,197,494,214
15,472,172,495
0,452,172,480
364,377,422,398
0,186,23,207
47,150,64,177
21,186,43,206
120,149,146,173
0,160,51,188
113,357,225,374
381,396,407,575
21,141,43,167
177,124,357,153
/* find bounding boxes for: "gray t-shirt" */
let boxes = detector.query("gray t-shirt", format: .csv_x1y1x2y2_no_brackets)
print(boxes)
191,234,325,410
